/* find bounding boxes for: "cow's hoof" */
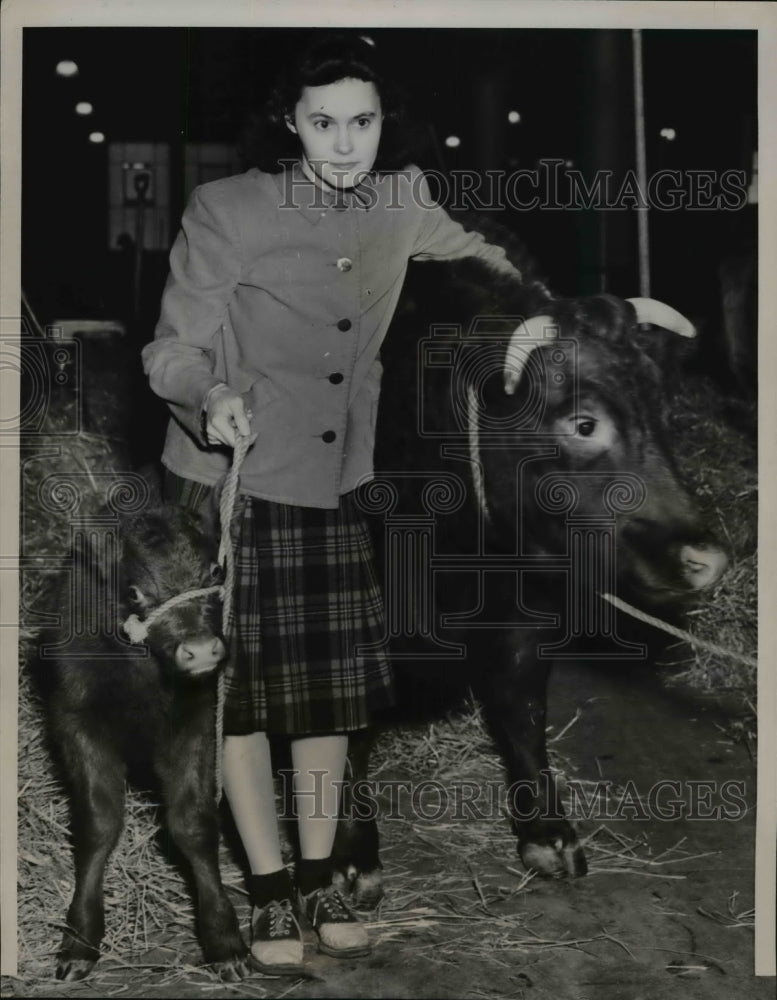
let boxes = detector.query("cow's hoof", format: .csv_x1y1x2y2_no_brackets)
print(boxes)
519,822,588,878
56,957,96,981
521,839,587,877
332,866,384,910
213,954,252,982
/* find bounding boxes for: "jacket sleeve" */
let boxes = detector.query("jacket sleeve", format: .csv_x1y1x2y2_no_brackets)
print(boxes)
408,166,522,281
141,183,242,440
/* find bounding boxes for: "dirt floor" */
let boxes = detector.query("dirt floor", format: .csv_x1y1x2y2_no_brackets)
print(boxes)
4,658,772,1000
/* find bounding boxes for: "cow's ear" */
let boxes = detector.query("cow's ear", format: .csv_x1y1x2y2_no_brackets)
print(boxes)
634,321,698,375
66,531,116,623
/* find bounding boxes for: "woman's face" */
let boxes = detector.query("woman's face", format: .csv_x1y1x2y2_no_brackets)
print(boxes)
288,77,383,190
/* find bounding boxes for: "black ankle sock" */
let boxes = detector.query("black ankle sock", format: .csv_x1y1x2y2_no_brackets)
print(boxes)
296,857,333,896
249,868,293,908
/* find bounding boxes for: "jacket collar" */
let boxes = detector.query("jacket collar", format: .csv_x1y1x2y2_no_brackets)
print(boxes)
273,160,377,225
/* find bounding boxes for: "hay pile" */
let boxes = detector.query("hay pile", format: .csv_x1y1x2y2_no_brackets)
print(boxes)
660,383,757,704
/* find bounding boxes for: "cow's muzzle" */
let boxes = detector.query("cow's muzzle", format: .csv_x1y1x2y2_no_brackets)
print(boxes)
679,543,728,591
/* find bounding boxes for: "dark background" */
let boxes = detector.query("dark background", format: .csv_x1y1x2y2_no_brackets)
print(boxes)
20,27,757,457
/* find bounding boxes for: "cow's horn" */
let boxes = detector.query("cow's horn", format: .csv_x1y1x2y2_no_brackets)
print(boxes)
627,297,696,338
504,315,558,395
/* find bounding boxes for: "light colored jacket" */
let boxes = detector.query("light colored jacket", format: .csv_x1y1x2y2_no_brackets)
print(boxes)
142,162,521,508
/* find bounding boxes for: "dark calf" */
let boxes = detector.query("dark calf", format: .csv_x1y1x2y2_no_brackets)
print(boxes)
33,504,249,982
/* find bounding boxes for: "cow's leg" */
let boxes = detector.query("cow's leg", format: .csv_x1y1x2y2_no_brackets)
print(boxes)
55,726,126,981
475,640,587,878
332,729,383,909
156,696,249,983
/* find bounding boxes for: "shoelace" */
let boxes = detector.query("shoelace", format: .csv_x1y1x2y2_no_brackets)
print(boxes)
311,889,353,924
267,899,297,938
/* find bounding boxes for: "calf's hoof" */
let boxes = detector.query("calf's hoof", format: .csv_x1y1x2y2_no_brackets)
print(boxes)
204,933,251,983
213,953,253,983
56,956,97,982
519,821,587,877
332,865,385,911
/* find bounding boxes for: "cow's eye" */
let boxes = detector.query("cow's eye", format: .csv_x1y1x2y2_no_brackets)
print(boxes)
567,415,598,437
552,407,616,452
576,418,597,437
127,585,144,605
209,562,224,584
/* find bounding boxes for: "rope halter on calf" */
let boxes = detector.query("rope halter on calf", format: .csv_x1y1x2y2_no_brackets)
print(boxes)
122,587,222,644
120,433,251,800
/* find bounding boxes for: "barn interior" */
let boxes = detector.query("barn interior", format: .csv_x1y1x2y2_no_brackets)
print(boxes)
19,27,757,462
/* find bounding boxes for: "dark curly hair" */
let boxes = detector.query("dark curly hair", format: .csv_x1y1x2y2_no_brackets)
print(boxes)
239,32,417,173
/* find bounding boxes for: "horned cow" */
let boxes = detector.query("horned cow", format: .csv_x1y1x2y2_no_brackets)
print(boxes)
332,246,728,904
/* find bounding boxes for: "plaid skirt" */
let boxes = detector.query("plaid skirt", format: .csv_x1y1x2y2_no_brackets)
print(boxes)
164,472,394,736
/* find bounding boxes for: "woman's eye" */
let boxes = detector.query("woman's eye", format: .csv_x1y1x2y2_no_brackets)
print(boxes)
356,117,371,128
313,120,330,131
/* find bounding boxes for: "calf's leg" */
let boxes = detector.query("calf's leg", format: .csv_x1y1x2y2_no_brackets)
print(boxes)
55,727,126,981
156,697,249,982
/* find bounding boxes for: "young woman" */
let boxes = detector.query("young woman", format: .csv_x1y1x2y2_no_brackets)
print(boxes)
143,33,522,974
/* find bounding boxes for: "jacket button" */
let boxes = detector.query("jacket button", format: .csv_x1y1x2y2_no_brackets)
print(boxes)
328,372,344,384
336,257,353,272
322,430,337,443
337,318,352,331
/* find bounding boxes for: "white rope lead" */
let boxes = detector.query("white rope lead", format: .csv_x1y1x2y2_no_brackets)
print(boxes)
213,433,251,802
599,591,757,669
467,384,491,523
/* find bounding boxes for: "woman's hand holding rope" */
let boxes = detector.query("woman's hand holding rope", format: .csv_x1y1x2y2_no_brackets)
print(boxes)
204,385,257,448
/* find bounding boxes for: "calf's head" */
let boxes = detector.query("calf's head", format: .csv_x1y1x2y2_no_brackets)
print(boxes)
120,507,226,677
478,294,728,606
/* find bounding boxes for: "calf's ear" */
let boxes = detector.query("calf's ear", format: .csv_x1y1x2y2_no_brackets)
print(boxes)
198,487,222,545
70,531,108,585
136,463,164,506
126,584,150,610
